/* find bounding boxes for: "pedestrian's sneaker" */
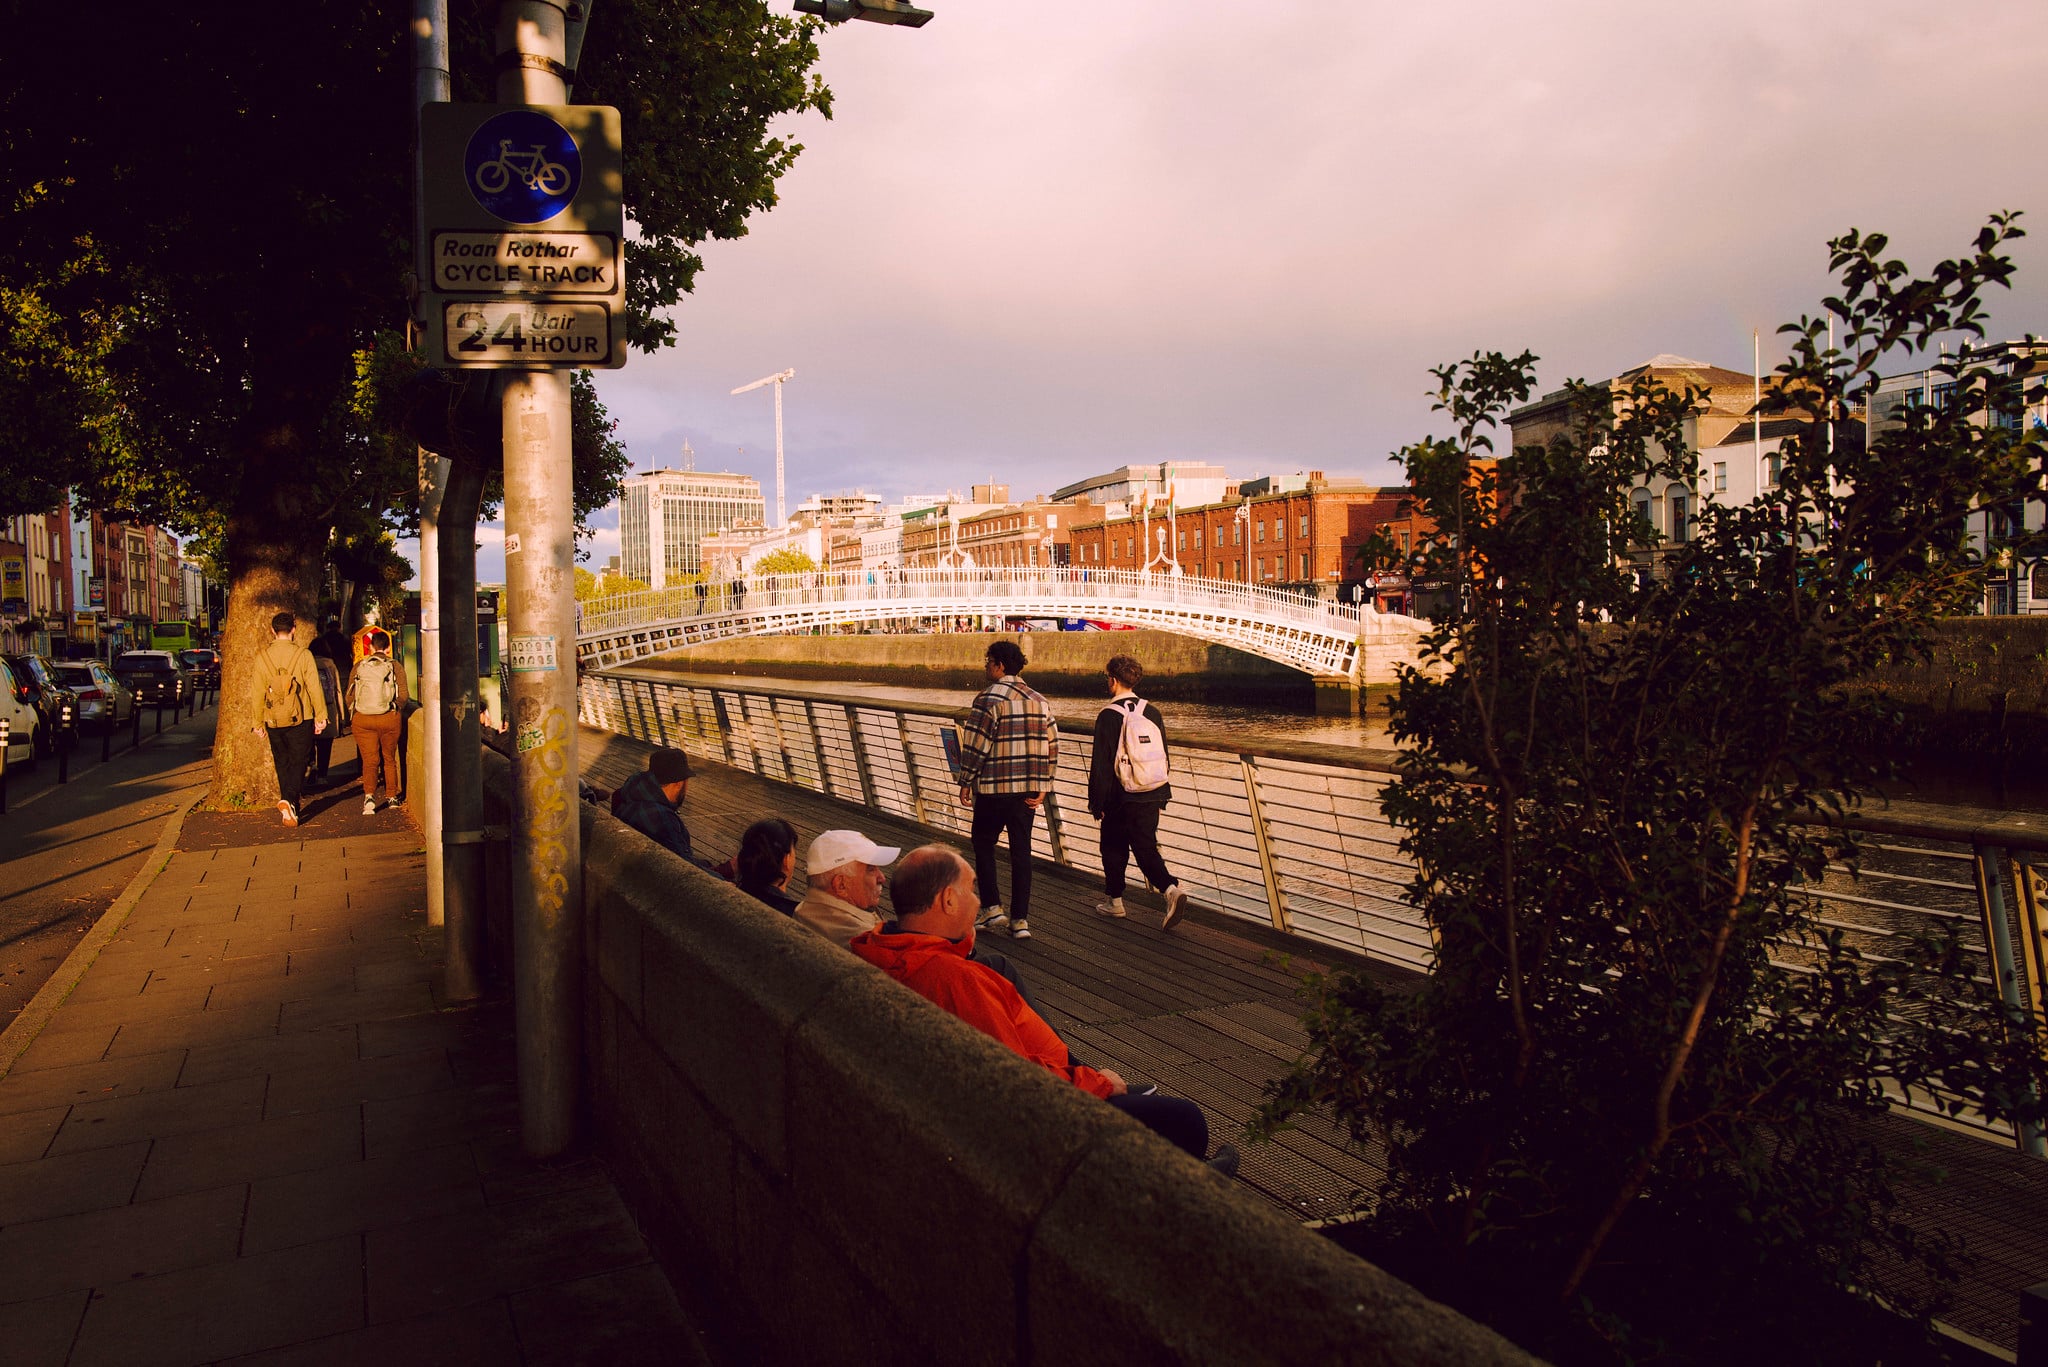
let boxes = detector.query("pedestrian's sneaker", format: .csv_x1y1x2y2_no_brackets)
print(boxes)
362,795,377,817
1206,1143,1241,1179
976,906,1009,931
1094,896,1127,918
1009,919,1032,940
1161,883,1189,931
277,799,297,828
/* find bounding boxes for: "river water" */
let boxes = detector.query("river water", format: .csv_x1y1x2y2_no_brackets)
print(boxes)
620,668,1396,748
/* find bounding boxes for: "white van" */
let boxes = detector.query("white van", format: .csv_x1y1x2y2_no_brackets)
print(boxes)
0,657,41,770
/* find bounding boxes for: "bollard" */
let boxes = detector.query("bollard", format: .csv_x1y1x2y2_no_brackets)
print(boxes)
131,699,141,751
57,701,71,784
1,717,8,815
155,701,164,735
101,705,112,762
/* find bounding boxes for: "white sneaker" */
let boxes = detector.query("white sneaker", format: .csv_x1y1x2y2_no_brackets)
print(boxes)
362,795,377,816
1094,897,1126,918
977,906,1009,930
1009,919,1032,940
277,800,297,828
1162,884,1189,931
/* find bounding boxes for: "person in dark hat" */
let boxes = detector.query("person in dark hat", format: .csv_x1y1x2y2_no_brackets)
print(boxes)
609,747,715,869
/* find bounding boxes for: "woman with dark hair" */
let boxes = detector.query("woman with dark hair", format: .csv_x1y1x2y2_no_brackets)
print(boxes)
736,816,800,916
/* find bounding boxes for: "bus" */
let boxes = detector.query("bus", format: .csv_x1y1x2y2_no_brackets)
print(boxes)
150,620,195,651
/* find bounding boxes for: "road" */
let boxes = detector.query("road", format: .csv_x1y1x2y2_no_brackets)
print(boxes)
0,701,220,1028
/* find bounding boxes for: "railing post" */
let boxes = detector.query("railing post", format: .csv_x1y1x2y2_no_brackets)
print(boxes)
647,680,670,746
845,705,878,811
767,695,796,783
710,692,740,768
803,699,832,795
896,714,930,825
1240,756,1290,934
1975,845,2045,1157
1042,790,1069,867
2016,854,2048,1033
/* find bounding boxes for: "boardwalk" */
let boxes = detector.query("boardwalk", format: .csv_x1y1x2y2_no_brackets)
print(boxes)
579,724,2048,1356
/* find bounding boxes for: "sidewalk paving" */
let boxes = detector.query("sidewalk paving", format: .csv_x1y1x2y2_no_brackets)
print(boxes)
0,758,708,1366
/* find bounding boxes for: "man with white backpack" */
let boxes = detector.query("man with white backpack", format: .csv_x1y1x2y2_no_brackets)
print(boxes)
1088,654,1190,930
348,628,409,816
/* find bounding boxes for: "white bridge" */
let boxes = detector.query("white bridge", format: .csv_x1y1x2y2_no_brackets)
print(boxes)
574,567,1430,684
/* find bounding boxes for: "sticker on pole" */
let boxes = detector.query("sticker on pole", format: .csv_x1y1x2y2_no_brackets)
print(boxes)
465,109,582,225
507,634,559,673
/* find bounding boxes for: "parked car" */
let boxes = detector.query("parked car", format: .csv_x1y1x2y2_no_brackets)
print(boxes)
112,650,193,709
178,648,221,689
2,652,74,756
53,659,136,732
0,657,43,769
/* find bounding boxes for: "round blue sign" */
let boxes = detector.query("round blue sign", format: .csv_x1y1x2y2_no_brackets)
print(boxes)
463,109,582,225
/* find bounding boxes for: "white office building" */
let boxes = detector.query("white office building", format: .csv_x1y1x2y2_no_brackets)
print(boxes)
619,463,766,589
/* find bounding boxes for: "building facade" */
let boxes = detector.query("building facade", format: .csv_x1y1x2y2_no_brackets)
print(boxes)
1068,475,1416,605
955,498,1073,570
1051,462,1231,511
619,466,766,589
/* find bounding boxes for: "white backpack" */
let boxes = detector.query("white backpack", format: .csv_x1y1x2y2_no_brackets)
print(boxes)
352,655,397,716
1108,697,1170,793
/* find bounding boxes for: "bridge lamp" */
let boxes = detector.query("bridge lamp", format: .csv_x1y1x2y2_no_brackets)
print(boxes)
794,0,935,25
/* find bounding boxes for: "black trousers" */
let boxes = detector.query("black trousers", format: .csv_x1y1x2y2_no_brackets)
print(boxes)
971,793,1037,920
266,721,315,807
1106,1092,1209,1159
1100,799,1174,899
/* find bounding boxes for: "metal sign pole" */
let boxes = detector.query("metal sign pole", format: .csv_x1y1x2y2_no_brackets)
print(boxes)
498,0,581,1160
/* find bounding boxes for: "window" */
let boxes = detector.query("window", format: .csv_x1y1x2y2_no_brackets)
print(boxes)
1634,492,1653,533
1193,529,1203,551
1298,515,1309,538
1233,523,1242,546
1713,462,1727,493
1397,529,1410,554
2032,561,2047,602
1299,552,1310,579
1126,536,1134,558
1669,491,1690,544
1177,530,1186,552
1256,520,1266,543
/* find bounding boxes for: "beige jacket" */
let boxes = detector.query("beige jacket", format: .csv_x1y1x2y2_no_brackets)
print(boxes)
794,887,881,950
249,637,329,728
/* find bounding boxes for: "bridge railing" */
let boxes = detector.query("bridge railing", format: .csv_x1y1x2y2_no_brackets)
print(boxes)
578,567,1411,642
579,669,2048,1155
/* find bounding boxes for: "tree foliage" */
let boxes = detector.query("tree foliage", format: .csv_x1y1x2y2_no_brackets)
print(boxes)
753,546,818,575
1256,217,2048,1363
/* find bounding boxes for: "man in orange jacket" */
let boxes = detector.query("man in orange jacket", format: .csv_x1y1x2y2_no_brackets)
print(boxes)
851,844,1237,1174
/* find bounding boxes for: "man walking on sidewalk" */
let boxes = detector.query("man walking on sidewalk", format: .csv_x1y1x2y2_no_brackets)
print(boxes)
955,639,1058,941
349,628,408,815
1090,653,1190,930
249,611,327,826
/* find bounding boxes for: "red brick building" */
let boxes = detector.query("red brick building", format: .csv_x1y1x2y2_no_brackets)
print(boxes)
1068,474,1423,605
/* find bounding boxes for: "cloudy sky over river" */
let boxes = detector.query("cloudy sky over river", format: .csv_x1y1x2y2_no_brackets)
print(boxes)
416,0,2048,584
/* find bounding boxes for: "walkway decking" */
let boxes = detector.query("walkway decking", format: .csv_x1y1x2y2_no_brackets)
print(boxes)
578,724,2048,1356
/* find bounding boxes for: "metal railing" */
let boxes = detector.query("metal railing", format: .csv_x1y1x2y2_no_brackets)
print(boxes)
578,669,2048,1154
576,567,1430,679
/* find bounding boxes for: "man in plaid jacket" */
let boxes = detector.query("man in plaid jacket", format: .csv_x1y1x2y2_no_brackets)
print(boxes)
955,639,1059,940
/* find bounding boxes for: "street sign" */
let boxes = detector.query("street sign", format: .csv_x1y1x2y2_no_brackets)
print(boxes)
443,300,613,368
421,103,626,370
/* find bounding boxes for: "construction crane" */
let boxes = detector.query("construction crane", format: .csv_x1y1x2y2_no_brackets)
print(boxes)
730,368,795,528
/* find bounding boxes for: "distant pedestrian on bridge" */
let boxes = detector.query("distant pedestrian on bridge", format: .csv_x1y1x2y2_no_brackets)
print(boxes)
956,639,1058,941
1090,654,1189,930
694,579,707,614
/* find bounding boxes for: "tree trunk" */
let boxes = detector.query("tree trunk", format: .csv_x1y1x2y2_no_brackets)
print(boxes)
206,498,326,811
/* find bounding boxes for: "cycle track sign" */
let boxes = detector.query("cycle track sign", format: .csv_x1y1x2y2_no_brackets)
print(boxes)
421,103,626,369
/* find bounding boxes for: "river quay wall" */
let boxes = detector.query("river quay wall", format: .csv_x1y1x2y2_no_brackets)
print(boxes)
643,629,1317,705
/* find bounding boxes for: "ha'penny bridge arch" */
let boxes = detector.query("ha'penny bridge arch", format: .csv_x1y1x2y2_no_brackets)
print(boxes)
572,566,1431,710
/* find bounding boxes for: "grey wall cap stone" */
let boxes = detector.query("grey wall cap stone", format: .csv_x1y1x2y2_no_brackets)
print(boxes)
1027,1129,1544,1367
788,965,1132,1367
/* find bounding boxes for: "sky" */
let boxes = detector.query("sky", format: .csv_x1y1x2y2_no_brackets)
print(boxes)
407,0,2048,587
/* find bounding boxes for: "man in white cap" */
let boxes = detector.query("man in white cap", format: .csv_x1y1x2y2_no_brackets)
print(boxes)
794,829,901,949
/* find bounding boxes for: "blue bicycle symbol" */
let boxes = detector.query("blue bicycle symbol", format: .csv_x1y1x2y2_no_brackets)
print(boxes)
464,109,582,224
474,141,573,197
